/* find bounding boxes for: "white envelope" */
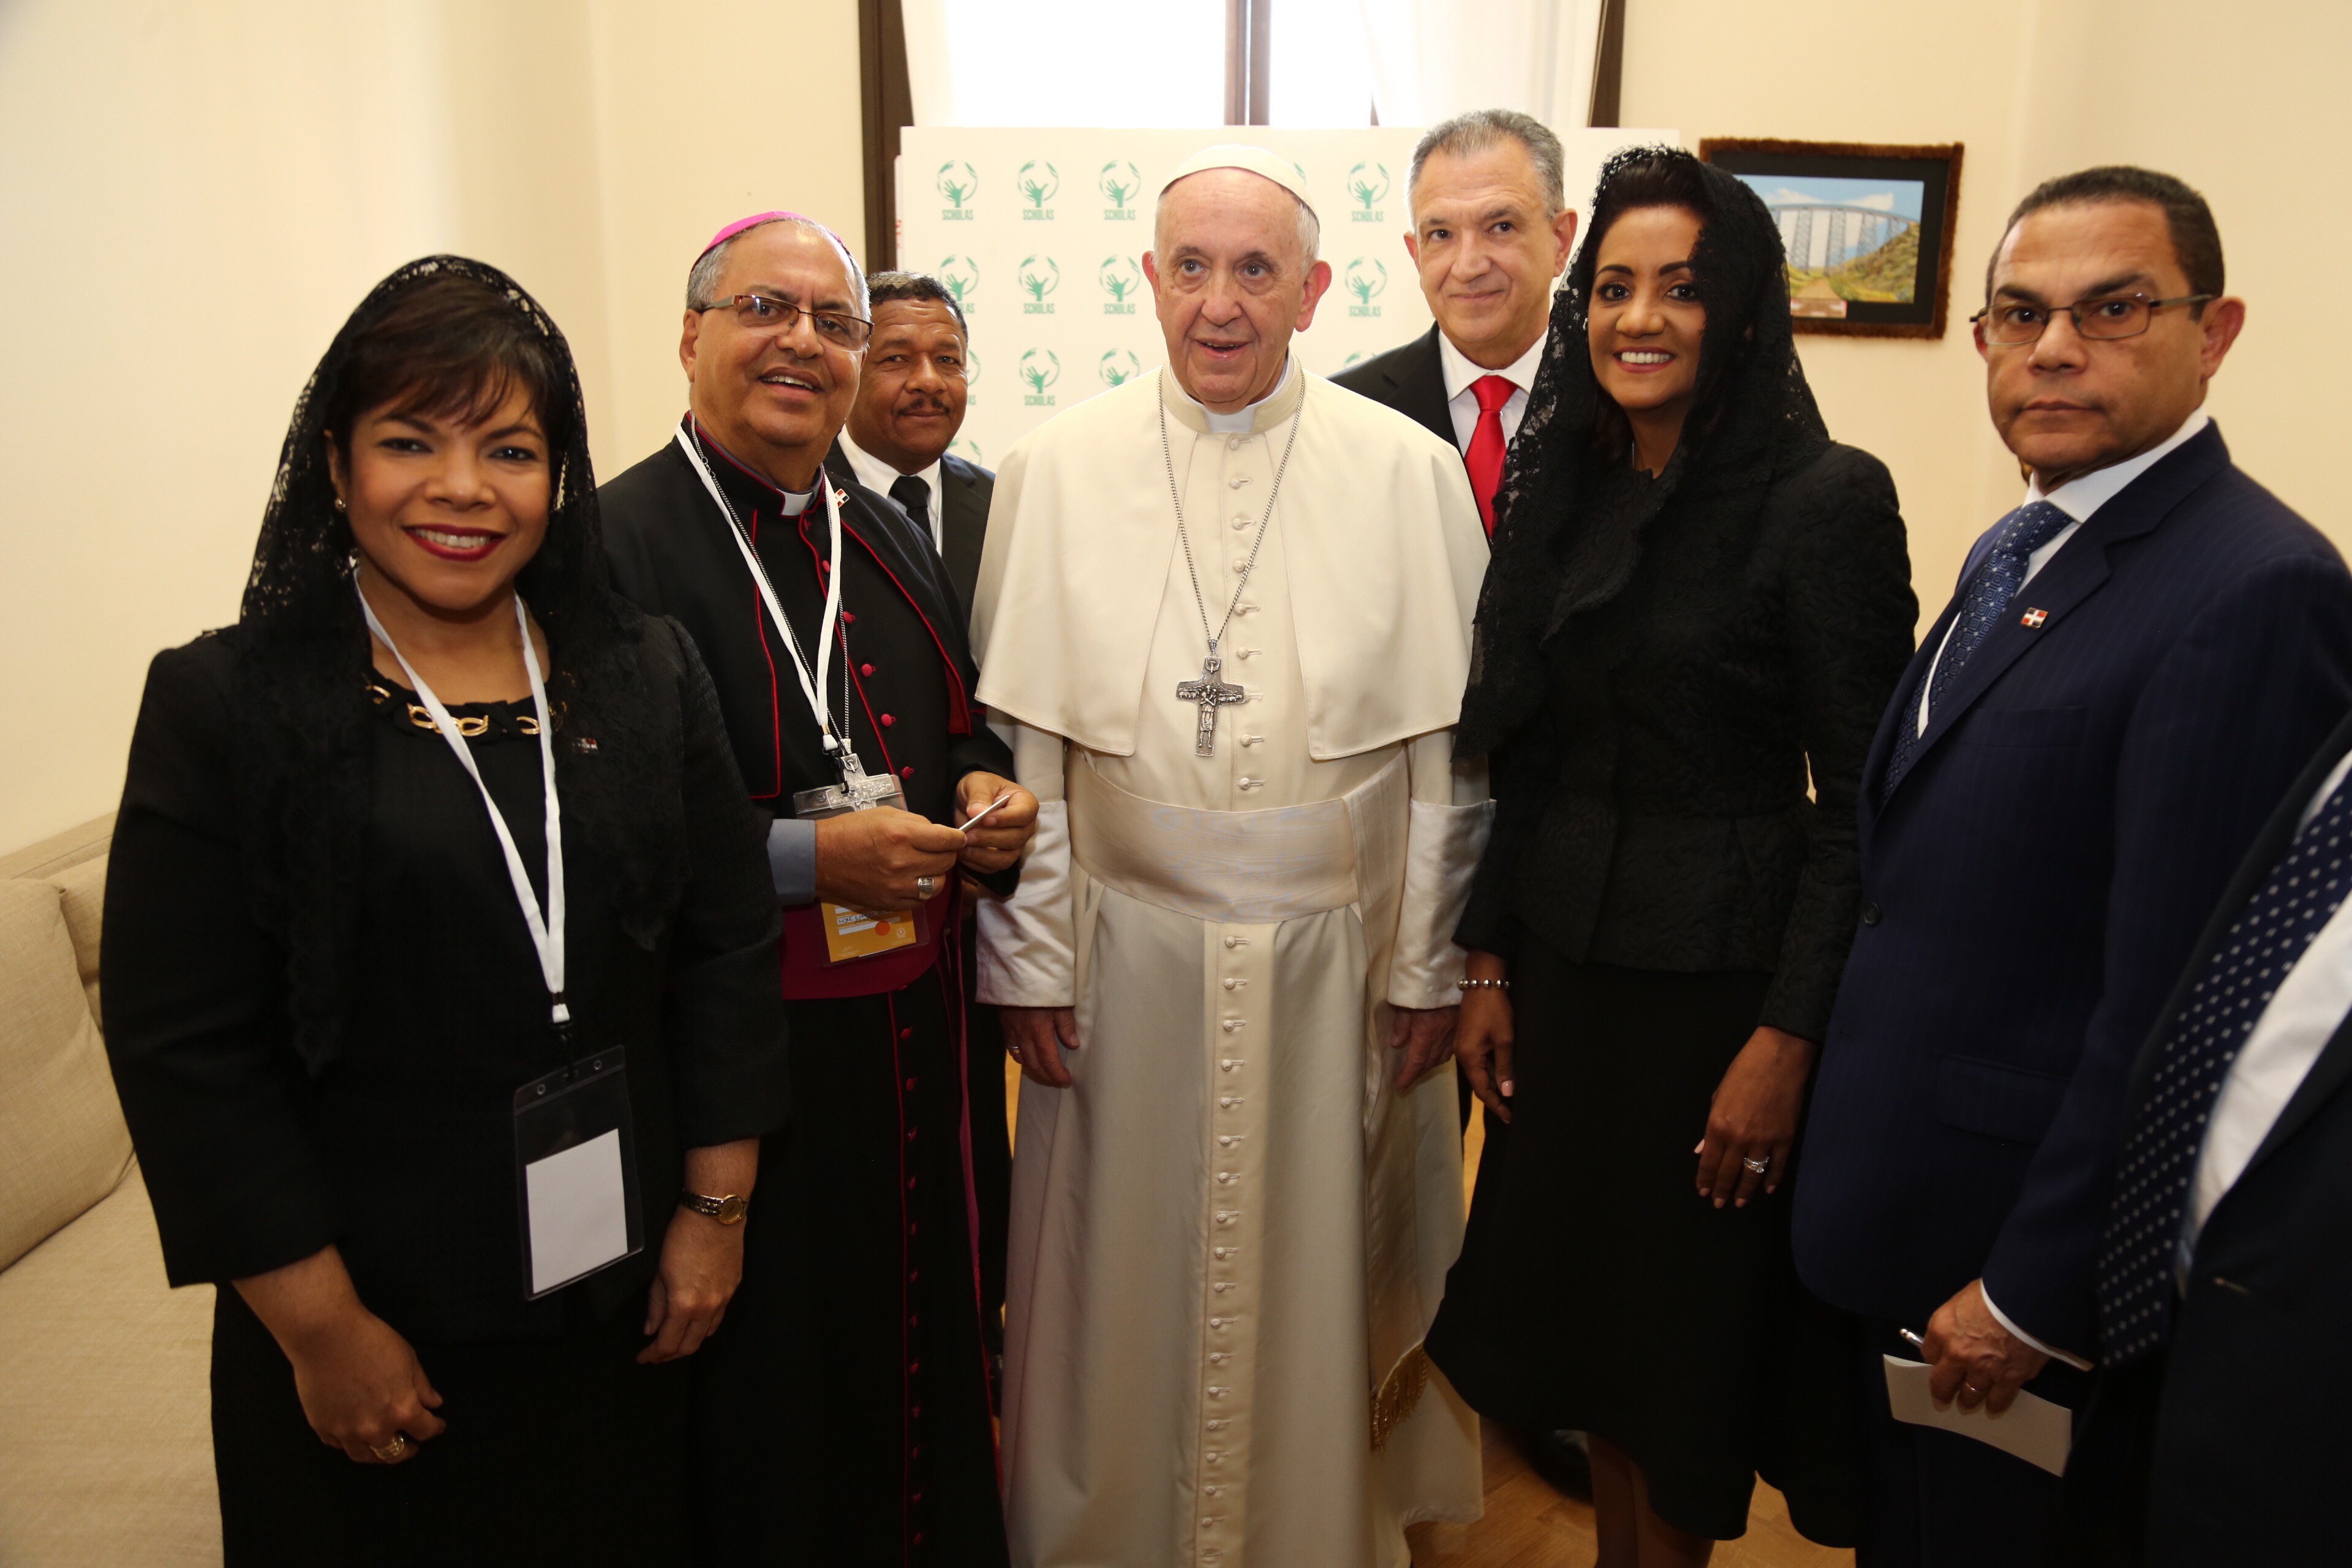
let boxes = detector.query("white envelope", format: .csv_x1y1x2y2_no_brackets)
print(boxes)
1882,1354,2073,1476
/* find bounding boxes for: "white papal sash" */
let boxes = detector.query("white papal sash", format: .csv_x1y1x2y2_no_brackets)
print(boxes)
1063,754,1407,924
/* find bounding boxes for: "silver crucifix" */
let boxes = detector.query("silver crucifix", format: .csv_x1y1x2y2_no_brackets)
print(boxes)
1176,653,1247,757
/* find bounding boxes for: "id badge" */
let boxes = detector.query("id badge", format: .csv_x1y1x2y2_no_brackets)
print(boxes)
513,1048,644,1299
793,772,925,965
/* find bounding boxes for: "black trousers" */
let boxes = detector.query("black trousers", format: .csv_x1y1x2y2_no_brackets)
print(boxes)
1852,1319,2083,1568
212,1284,689,1567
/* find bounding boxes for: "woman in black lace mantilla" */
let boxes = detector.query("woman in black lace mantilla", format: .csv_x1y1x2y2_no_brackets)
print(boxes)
1425,148,1917,1559
101,257,789,1565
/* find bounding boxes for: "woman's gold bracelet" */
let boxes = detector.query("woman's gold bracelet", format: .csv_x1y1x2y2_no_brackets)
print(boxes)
1455,977,1510,992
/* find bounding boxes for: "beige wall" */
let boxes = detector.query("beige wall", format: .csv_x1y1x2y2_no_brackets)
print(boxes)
1622,0,2352,620
0,0,865,852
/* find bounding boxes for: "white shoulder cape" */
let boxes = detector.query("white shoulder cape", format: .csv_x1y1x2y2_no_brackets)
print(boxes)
971,369,1487,761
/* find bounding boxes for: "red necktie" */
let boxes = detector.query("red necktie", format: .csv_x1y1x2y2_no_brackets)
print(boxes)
1464,374,1514,537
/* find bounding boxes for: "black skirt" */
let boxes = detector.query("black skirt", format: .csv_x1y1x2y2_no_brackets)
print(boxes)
1425,951,1860,1544
211,1283,690,1566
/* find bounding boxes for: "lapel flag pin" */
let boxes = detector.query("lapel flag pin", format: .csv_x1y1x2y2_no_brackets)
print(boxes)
2021,608,2048,629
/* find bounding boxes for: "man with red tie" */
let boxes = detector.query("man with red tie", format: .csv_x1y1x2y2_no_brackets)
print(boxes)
1334,108,1579,535
1333,105,1591,1501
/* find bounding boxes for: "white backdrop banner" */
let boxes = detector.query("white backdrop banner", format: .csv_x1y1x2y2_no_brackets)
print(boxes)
894,125,1676,470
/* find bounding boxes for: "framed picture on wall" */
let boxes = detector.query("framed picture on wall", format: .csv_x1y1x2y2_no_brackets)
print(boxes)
1699,139,1964,338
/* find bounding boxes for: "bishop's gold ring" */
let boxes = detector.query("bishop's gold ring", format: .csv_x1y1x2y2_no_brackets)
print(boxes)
1742,1156,1772,1175
370,1435,412,1463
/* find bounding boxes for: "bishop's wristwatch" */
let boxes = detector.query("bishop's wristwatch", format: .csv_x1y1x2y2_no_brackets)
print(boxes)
679,1189,748,1225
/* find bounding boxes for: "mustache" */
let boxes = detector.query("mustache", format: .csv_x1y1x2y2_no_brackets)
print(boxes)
895,394,954,415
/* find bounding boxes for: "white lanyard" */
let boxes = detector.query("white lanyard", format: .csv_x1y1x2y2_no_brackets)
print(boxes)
356,581,570,1027
674,424,850,765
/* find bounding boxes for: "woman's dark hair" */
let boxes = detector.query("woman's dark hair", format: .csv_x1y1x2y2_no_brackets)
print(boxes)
1458,146,1829,760
318,269,575,470
234,256,649,1073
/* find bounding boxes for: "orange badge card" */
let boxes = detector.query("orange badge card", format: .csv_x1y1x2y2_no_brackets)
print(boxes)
820,901,921,963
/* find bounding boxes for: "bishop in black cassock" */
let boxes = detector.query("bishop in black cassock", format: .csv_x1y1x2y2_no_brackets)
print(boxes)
602,211,1028,1567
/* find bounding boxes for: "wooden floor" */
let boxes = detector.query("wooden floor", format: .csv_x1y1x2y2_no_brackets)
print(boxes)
1404,1425,1851,1568
1002,1063,1853,1568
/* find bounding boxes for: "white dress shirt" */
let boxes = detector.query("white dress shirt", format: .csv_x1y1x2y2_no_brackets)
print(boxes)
1437,328,1548,457
1915,409,2211,736
837,429,944,554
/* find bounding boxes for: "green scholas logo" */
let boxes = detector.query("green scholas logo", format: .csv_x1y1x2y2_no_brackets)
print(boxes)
937,255,979,315
1018,160,1059,219
1099,349,1142,386
1099,160,1143,219
949,436,983,466
937,160,978,219
1347,161,1390,222
1099,255,1142,315
1344,257,1387,316
1017,255,1060,314
1019,349,1061,405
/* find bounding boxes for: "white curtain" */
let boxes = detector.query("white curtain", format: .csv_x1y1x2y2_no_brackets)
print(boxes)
903,0,1227,127
1355,0,1610,130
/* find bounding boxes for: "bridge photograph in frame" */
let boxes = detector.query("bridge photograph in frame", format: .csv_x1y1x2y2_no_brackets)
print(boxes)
1699,138,1964,337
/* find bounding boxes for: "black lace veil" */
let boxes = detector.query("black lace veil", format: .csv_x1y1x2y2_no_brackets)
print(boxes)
1457,147,1831,758
233,256,658,1073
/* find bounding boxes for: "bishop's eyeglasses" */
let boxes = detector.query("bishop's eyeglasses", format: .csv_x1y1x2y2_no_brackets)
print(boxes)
1972,291,2214,345
698,292,873,350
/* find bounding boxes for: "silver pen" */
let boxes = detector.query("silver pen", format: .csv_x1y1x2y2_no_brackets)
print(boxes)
959,791,1016,830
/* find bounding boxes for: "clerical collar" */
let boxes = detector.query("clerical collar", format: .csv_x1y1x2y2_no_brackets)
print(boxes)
686,415,818,514
1161,354,1304,437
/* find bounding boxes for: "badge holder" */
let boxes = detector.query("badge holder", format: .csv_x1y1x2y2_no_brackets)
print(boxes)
793,755,927,964
513,1047,644,1300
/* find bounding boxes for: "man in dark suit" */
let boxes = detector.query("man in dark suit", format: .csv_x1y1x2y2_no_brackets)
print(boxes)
1332,107,1576,535
1793,166,2352,1567
2059,706,2352,1566
824,266,1013,1396
1338,106,1589,1497
828,270,992,625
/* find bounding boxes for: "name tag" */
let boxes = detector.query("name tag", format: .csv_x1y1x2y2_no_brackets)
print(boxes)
821,900,924,963
513,1050,644,1299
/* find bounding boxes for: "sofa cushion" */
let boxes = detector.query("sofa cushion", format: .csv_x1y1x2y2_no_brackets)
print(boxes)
48,853,107,1025
0,876,132,1270
0,1161,219,1566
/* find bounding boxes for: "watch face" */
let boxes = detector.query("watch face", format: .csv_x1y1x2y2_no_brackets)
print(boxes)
715,1193,748,1224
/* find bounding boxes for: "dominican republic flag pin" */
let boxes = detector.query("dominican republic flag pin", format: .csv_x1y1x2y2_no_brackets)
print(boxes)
2021,608,2048,629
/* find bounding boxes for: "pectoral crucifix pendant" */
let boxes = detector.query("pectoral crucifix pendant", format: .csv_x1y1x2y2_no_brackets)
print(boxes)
1177,653,1246,757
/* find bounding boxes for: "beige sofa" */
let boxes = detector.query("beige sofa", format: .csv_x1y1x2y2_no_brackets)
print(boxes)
0,815,221,1566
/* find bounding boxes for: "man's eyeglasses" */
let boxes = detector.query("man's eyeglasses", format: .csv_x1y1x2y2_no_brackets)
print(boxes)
697,292,872,350
1971,292,2214,346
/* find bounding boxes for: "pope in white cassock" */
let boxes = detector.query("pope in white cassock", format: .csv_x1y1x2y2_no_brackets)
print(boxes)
971,145,1493,1568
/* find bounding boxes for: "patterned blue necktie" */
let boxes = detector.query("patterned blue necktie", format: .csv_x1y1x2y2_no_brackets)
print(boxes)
2097,774,2352,1364
1883,500,2075,794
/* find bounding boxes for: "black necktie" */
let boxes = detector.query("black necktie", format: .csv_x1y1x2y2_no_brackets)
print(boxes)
2097,773,2352,1363
1883,500,2075,794
889,474,933,542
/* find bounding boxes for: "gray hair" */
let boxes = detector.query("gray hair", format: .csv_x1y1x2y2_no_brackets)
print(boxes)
865,270,968,337
1154,173,1321,270
1408,109,1567,216
685,217,870,317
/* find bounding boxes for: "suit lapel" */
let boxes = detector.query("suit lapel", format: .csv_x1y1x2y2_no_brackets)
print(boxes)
938,457,987,619
1385,326,1455,450
1883,426,2234,802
